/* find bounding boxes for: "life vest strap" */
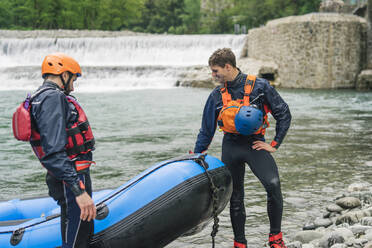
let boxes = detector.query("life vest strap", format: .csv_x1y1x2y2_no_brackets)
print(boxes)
66,139,95,157
75,160,96,172
66,121,89,136
30,139,41,147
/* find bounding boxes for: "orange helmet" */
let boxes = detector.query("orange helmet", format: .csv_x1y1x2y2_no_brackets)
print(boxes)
41,53,82,78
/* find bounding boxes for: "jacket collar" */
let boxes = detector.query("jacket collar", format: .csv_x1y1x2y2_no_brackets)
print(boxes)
42,80,64,92
226,71,244,88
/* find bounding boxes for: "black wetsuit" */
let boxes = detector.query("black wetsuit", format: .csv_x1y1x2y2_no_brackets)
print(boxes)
194,72,291,244
31,81,94,247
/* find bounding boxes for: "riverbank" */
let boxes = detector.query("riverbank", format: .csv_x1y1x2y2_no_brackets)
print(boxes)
286,182,372,248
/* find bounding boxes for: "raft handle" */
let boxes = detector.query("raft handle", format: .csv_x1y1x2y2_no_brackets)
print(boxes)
10,228,24,246
96,203,109,220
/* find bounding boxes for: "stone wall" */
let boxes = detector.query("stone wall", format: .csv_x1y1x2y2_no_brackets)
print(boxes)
247,13,367,89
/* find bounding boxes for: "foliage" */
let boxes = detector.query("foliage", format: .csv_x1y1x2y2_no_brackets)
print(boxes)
0,0,322,33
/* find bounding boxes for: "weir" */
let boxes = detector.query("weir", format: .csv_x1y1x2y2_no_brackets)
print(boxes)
0,34,247,91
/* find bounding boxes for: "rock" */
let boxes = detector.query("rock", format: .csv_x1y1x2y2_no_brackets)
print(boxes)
356,70,372,91
351,238,369,247
302,244,315,248
294,230,323,244
319,0,344,13
327,204,344,213
350,224,372,236
335,197,361,209
365,241,372,248
347,182,371,192
287,241,302,248
336,209,369,225
314,218,333,228
333,227,354,240
329,244,346,248
365,229,372,241
303,221,316,231
318,232,345,248
362,217,372,226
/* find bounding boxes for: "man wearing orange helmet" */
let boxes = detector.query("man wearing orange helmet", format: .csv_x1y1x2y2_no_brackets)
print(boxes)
31,53,96,247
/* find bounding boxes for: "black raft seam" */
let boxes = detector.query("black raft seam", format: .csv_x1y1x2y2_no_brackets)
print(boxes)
90,167,226,244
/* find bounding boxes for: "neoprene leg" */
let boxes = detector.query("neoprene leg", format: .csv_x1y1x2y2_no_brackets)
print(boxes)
245,149,283,234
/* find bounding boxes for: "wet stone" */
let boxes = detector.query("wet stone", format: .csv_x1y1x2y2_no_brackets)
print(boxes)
319,232,345,248
326,203,344,213
352,238,369,248
294,230,323,244
286,241,302,248
350,224,372,236
329,244,346,248
362,217,372,226
335,197,361,209
303,221,316,230
314,217,333,228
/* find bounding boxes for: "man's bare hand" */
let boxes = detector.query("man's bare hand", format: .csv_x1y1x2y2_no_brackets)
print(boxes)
76,192,96,221
252,140,277,153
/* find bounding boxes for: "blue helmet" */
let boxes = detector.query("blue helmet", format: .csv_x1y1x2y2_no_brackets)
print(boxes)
234,106,263,135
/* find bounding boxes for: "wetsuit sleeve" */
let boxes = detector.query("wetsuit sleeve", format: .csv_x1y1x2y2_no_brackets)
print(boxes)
263,81,291,149
32,91,83,196
194,91,219,153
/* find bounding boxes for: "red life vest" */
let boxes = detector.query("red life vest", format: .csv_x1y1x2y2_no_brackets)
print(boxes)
30,95,95,161
13,88,95,169
217,75,270,135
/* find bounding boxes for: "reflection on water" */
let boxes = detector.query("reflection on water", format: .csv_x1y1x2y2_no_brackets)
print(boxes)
0,88,371,247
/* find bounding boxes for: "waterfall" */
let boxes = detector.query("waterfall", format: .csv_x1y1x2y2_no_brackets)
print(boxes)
0,34,247,91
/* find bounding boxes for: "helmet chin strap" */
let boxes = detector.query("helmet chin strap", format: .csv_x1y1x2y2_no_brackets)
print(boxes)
60,72,73,95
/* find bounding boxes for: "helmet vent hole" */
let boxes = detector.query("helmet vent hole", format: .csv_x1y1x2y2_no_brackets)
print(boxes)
58,63,63,66
48,62,53,66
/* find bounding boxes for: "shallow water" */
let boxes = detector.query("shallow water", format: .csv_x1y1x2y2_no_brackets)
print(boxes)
1,88,372,247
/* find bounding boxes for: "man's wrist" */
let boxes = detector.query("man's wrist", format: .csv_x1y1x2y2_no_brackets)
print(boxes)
270,140,280,149
70,182,85,196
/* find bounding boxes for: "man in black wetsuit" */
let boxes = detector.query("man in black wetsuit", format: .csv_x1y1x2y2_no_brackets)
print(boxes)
193,48,291,248
30,53,96,247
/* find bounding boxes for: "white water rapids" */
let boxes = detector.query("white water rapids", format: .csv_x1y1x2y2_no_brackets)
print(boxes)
0,34,247,91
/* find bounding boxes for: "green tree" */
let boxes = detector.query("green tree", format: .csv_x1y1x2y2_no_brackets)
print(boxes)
180,0,201,33
139,0,185,33
0,1,12,28
99,0,144,30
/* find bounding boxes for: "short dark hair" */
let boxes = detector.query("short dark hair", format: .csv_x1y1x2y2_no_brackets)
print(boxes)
208,48,236,68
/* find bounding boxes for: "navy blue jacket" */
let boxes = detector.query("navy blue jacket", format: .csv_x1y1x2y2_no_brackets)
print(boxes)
30,81,93,195
194,72,291,153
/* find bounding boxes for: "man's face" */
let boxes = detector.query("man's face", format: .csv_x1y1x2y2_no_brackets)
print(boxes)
210,64,229,84
62,72,78,94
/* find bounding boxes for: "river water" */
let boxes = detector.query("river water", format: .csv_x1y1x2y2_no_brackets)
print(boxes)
0,33,372,247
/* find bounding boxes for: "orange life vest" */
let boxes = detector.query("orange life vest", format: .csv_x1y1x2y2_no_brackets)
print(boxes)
217,75,270,135
30,95,95,165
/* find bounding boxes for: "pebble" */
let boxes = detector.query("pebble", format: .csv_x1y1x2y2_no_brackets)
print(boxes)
294,230,323,243
314,218,333,228
362,217,372,226
290,181,372,248
335,197,361,209
326,204,343,213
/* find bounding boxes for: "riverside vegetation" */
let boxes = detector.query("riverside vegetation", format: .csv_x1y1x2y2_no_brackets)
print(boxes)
0,0,321,34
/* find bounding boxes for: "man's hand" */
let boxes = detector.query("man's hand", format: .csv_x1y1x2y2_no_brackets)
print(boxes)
252,140,277,153
76,192,96,221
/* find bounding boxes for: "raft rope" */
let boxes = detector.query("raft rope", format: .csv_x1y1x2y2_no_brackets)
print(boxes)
194,156,220,248
0,154,220,245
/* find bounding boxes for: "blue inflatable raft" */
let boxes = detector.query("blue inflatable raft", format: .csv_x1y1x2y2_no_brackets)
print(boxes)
0,154,232,248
